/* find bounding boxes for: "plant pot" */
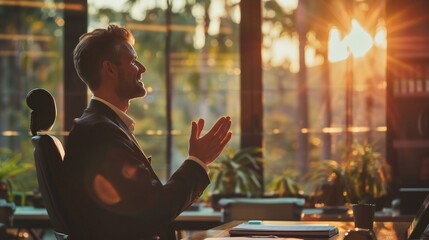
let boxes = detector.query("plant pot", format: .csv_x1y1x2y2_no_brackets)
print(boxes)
0,180,9,201
352,203,376,230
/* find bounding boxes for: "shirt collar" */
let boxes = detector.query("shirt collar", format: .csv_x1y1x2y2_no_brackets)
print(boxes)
92,96,136,132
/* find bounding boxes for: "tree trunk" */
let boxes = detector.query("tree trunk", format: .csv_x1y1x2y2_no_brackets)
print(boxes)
198,3,210,120
296,0,309,173
321,35,332,160
165,0,173,178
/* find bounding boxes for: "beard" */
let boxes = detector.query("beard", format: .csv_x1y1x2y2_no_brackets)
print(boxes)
116,71,147,100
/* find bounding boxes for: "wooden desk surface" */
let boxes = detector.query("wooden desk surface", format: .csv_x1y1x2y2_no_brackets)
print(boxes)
184,220,411,240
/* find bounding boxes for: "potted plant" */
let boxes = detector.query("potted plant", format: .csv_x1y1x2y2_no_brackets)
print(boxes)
206,147,263,210
0,149,33,202
305,141,391,209
267,168,304,198
344,141,391,205
305,159,350,207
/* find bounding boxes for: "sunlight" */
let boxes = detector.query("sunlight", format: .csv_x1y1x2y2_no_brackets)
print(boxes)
374,24,387,49
276,0,298,11
328,27,348,62
269,36,298,70
328,19,378,62
208,0,224,35
343,19,373,57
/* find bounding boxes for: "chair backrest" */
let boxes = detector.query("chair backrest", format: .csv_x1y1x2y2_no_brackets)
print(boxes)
219,197,305,222
26,88,69,236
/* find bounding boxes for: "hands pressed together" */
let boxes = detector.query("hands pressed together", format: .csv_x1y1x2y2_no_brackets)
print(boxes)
188,116,232,165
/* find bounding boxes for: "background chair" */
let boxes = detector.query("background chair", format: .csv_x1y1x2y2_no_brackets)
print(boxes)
0,199,15,239
219,197,305,222
26,88,69,240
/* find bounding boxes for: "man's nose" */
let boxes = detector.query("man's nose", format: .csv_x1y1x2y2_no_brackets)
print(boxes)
139,62,146,73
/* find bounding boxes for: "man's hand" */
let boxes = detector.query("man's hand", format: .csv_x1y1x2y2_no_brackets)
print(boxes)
189,116,232,165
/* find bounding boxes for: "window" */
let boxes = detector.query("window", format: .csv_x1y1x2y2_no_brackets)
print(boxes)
1,0,387,198
0,1,65,192
88,0,241,181
262,0,386,194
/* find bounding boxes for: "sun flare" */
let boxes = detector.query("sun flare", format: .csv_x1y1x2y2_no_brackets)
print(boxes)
329,19,385,62
344,19,373,57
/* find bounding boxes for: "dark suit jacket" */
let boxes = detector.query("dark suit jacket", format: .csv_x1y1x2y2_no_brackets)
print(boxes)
63,100,210,240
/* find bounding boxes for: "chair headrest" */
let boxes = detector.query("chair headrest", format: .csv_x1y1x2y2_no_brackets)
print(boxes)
26,88,57,136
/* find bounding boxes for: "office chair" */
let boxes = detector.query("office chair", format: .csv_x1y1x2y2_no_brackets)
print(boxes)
26,88,69,240
219,197,305,222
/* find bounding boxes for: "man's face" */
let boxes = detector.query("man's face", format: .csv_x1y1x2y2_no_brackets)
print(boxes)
115,42,147,101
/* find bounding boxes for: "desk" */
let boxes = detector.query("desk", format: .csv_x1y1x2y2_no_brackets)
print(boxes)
13,207,50,229
184,220,411,240
15,207,414,233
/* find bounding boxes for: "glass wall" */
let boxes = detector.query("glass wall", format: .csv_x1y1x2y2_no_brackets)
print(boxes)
88,0,241,181
1,0,387,200
262,0,387,197
0,1,65,192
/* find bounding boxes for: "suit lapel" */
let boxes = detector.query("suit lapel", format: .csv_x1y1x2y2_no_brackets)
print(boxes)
86,100,151,165
117,125,151,164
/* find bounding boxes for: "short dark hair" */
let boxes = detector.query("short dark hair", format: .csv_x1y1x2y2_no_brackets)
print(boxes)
73,24,135,90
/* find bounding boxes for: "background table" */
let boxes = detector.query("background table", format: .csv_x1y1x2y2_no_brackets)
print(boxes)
11,206,223,239
301,207,414,222
183,220,411,240
12,207,415,239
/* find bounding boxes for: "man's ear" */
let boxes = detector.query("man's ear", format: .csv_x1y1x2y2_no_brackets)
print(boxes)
101,60,118,78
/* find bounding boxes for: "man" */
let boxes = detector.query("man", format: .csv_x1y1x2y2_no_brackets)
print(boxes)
63,24,232,239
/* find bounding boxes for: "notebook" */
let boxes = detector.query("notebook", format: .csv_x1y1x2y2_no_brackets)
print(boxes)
229,222,339,238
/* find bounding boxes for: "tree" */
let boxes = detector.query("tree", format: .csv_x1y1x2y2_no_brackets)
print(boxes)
295,0,310,173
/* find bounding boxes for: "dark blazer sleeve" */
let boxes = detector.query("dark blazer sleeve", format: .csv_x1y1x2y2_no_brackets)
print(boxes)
65,119,209,233
93,122,208,216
